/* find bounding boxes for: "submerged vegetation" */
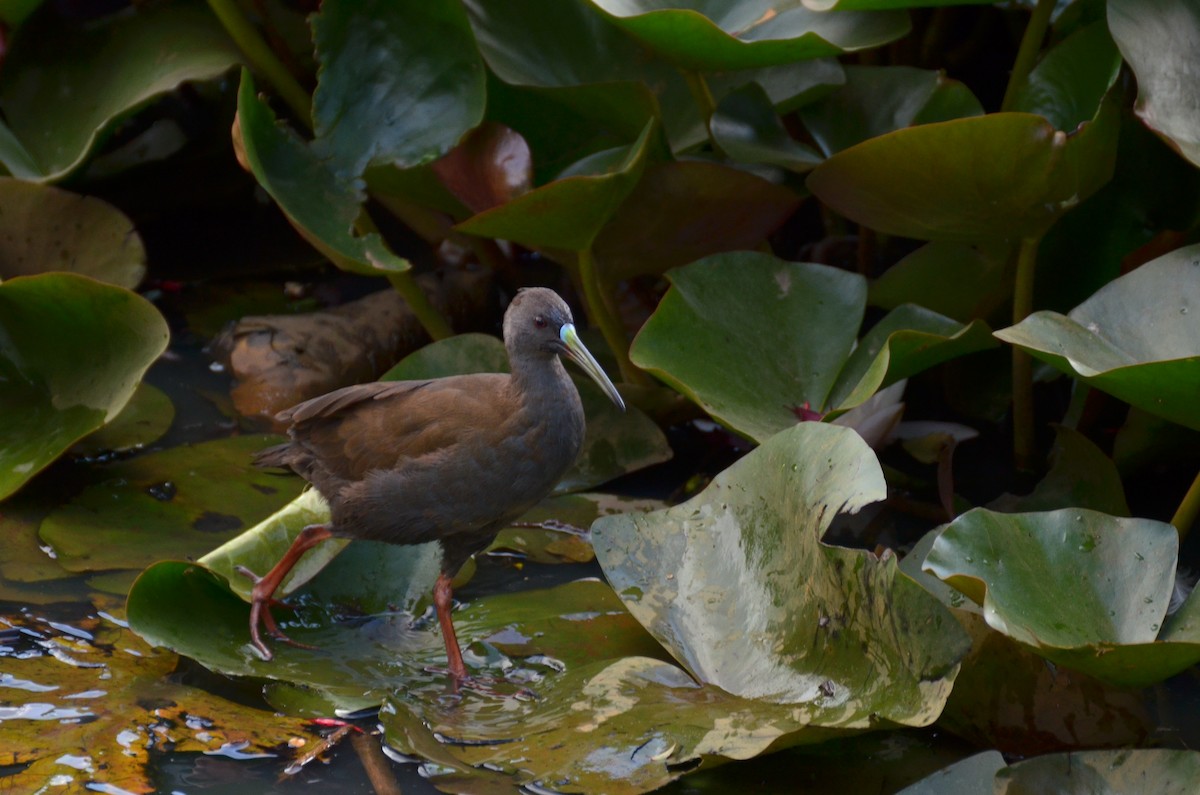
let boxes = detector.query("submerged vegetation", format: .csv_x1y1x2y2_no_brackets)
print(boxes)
2,0,1200,792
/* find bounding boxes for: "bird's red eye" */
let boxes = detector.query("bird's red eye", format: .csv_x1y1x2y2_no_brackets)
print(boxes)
534,315,547,329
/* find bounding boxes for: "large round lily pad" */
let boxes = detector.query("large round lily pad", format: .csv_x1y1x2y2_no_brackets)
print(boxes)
629,252,992,442
996,749,1200,794
0,273,168,501
807,106,1118,242
994,243,1200,430
39,435,305,575
594,422,969,718
0,179,145,288
586,0,909,71
924,508,1200,687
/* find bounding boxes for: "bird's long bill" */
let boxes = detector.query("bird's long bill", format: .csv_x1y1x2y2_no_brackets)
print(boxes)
560,324,625,411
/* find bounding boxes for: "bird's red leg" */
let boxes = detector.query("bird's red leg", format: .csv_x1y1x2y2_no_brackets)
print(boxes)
433,572,468,684
236,523,334,660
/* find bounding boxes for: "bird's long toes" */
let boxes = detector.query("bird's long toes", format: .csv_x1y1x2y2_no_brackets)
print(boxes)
234,564,262,584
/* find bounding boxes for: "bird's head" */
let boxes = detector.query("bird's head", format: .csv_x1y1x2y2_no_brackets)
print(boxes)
503,288,625,411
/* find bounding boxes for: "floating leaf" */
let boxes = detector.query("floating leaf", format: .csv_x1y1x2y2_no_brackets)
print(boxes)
996,749,1200,793
807,102,1119,242
1109,0,1200,167
0,274,168,501
900,530,1152,754
491,492,664,564
800,65,982,155
630,253,989,441
925,508,1200,687
236,69,410,275
586,0,910,71
70,384,174,459
0,1,240,182
995,243,1200,430
594,422,968,717
0,611,308,794
39,435,304,576
895,751,1007,795
989,425,1129,516
311,0,485,178
129,562,664,714
0,179,145,288
383,654,849,794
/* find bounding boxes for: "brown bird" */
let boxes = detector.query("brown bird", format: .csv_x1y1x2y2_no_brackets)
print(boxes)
239,288,624,683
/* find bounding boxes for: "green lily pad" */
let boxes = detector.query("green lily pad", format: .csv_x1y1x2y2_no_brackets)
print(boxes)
630,252,991,442
592,161,803,282
455,119,655,252
996,749,1200,793
1109,0,1200,168
989,425,1129,516
0,493,91,604
129,559,665,713
586,0,910,71
0,274,169,501
901,530,1153,754
827,304,996,413
800,65,983,156
868,240,1013,323
236,69,411,276
924,507,1200,687
994,243,1200,430
39,435,305,575
0,179,146,288
70,383,174,459
1009,20,1121,133
383,654,853,794
311,0,485,178
710,83,822,172
594,422,968,717
895,751,1007,795
0,612,309,794
491,492,665,564
807,102,1119,242
382,332,672,492
0,1,240,182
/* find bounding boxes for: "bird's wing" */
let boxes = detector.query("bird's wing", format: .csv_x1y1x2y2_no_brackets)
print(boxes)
278,375,515,482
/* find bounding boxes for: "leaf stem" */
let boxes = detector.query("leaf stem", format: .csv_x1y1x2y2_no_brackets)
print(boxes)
354,211,453,340
1000,0,1055,112
683,70,724,155
577,247,645,386
1171,469,1200,542
207,0,313,129
1012,235,1040,471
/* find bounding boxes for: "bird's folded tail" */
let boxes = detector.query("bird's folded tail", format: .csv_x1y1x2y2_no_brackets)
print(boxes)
253,443,293,469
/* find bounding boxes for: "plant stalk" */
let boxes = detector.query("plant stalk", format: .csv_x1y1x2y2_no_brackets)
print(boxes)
683,70,724,156
1011,235,1040,471
1000,0,1056,113
353,211,454,341
207,0,313,129
577,247,645,386
1171,469,1200,542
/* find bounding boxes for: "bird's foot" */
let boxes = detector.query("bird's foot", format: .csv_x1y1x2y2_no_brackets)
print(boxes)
236,565,320,659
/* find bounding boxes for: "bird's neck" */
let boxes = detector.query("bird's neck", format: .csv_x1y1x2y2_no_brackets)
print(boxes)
508,352,582,425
